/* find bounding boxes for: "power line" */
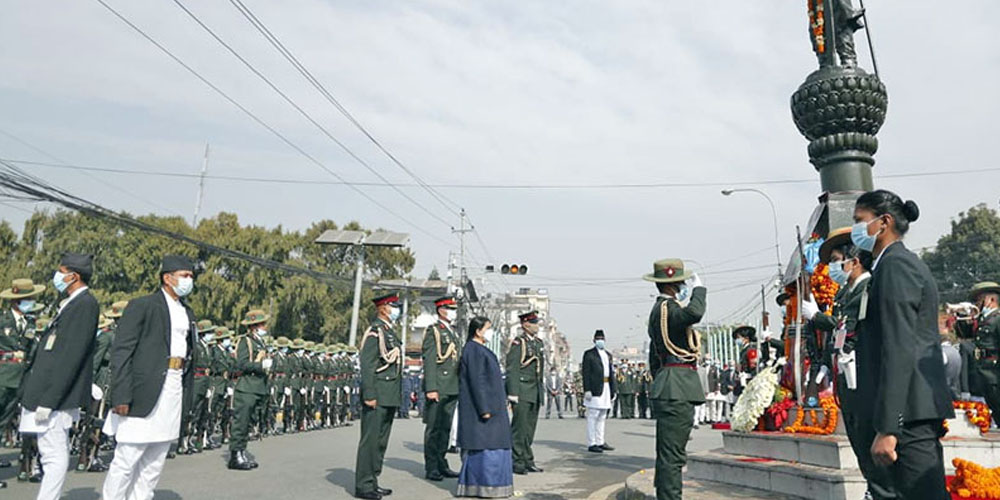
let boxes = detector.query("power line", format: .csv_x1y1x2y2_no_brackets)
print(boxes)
226,0,461,215
91,0,454,249
13,157,998,189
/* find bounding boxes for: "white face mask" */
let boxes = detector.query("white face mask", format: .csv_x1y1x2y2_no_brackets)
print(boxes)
171,275,194,297
482,328,495,342
444,309,457,322
256,328,268,337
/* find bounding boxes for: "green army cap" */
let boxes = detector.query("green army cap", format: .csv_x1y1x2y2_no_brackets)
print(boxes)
214,327,233,341
819,227,853,264
303,340,316,350
35,317,52,330
240,308,269,326
28,302,46,314
970,282,1000,300
642,258,691,283
291,338,306,349
98,314,114,330
105,300,129,319
0,278,45,300
346,345,358,354
274,336,291,348
313,343,326,353
196,319,216,334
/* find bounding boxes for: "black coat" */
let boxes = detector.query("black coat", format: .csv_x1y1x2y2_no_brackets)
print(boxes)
110,290,198,418
457,340,512,451
581,347,616,398
855,242,954,435
21,289,99,412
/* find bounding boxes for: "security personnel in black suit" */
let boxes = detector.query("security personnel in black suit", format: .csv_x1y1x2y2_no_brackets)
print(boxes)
970,281,1000,424
20,252,100,500
852,190,953,500
354,293,403,500
421,296,460,481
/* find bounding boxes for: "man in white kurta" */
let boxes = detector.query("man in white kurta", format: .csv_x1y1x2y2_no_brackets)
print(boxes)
102,287,189,500
585,344,613,449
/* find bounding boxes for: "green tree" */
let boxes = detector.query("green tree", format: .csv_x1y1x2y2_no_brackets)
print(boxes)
427,267,441,281
923,204,1000,304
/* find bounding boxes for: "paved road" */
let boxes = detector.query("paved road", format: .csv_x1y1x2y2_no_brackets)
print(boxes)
0,415,766,499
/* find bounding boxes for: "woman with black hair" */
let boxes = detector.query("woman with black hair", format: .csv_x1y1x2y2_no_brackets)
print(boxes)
851,189,954,500
455,316,513,498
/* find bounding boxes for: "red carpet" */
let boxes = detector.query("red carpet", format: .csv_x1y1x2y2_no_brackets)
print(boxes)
711,422,731,430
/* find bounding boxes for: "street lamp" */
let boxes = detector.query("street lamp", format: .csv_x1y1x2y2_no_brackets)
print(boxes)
315,229,410,347
721,188,783,282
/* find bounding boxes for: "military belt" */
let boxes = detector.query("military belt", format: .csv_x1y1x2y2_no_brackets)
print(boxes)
659,353,695,366
663,363,696,370
194,368,210,377
602,377,609,382
167,357,185,370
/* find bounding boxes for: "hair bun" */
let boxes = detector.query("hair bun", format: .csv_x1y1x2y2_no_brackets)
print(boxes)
903,200,920,222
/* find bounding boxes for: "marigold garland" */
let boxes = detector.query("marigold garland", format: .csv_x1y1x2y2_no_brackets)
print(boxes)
954,400,993,435
810,263,840,312
948,458,1000,499
784,396,838,435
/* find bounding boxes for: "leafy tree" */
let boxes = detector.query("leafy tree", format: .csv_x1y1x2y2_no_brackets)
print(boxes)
923,204,1000,304
427,267,441,281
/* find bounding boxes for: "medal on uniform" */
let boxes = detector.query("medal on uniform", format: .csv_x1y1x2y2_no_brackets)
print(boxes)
44,333,56,351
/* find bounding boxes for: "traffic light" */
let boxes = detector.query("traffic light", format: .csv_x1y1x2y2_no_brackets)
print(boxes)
500,264,528,275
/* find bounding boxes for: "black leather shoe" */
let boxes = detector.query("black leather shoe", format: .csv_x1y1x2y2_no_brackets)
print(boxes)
587,445,604,453
88,459,109,473
227,451,254,471
0,459,11,468
600,443,615,451
527,465,544,473
513,468,527,475
446,446,458,454
376,487,392,496
425,472,444,482
440,468,460,478
354,492,382,500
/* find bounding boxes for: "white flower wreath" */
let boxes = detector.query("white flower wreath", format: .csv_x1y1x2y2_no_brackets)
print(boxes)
730,368,780,432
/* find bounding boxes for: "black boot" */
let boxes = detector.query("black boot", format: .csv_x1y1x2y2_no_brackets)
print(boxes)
227,451,254,471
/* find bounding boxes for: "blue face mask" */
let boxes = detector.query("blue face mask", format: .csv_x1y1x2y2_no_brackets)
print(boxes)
52,271,72,294
828,261,849,286
389,306,401,323
676,284,690,302
851,218,881,252
222,338,232,348
281,347,289,354
17,300,35,314
595,339,606,350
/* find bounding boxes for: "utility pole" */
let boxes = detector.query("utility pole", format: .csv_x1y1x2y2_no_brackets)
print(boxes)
192,143,209,227
452,208,474,331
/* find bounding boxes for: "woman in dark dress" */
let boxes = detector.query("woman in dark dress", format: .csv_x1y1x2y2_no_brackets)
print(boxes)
455,317,513,498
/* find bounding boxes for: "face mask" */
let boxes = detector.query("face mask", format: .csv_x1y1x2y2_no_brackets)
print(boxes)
389,307,401,322
851,218,882,252
172,276,194,297
281,347,289,354
482,328,495,342
52,271,72,294
222,338,232,348
203,333,214,343
676,285,690,302
256,328,268,337
17,300,35,314
828,261,849,286
444,309,457,322
595,339,606,350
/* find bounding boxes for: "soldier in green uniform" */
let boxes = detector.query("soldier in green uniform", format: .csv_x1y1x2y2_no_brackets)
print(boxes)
970,282,1000,423
208,327,233,449
618,365,635,419
354,293,403,500
0,278,45,473
271,336,291,434
184,319,216,453
506,310,545,475
637,363,651,419
422,296,461,481
228,309,272,470
643,258,706,500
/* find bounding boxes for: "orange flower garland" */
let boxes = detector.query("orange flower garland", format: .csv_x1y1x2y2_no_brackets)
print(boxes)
810,263,839,312
784,396,838,435
954,400,993,435
948,459,1000,499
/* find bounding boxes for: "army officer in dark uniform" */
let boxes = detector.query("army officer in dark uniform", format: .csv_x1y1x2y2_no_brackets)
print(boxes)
852,190,953,500
422,296,461,481
505,310,544,475
642,258,705,500
969,281,1000,424
354,293,403,500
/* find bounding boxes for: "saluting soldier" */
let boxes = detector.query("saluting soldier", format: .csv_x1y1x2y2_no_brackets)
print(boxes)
506,310,545,475
422,296,461,482
354,293,404,500
0,278,45,474
228,309,272,470
970,281,1000,423
102,255,199,500
643,258,706,500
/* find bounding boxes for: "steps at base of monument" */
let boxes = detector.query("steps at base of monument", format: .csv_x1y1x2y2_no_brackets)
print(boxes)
722,431,858,470
686,449,868,500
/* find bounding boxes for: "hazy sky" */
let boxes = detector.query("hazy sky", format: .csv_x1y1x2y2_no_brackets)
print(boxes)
2,1,997,358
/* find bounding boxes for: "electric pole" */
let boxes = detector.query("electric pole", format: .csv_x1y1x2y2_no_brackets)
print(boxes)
192,143,209,227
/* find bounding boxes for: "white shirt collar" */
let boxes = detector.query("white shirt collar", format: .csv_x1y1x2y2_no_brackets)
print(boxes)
59,286,89,314
872,241,899,271
850,272,871,292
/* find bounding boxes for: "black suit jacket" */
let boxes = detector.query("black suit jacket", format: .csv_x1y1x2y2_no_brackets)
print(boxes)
581,347,616,397
21,289,99,411
110,289,198,418
856,242,954,435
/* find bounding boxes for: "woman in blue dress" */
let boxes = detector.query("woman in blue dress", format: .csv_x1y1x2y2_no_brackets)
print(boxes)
455,316,513,498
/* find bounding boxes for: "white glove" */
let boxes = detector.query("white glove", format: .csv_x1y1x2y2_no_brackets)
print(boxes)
284,387,292,396
801,298,820,320
35,407,52,425
507,395,519,404
961,392,972,401
91,383,104,401
583,391,593,402
300,388,307,395
816,365,829,384
262,359,273,371
689,273,704,289
226,387,234,397
206,389,213,399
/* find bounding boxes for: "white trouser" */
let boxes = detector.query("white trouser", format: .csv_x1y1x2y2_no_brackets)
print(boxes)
709,399,721,422
693,402,705,424
586,408,609,447
448,407,459,448
102,441,172,500
35,424,71,500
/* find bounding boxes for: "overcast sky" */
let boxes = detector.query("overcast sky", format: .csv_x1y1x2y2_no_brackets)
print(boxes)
1,0,997,358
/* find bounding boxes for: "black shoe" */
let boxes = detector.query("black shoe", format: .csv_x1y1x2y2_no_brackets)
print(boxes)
166,451,176,459
355,492,382,500
440,468,460,478
513,468,527,475
88,459,109,473
526,465,543,473
29,473,43,483
587,445,604,453
1,480,6,489
227,451,254,471
0,459,11,468
425,472,444,482
16,471,28,482
446,446,458,454
600,443,615,451
376,487,392,496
